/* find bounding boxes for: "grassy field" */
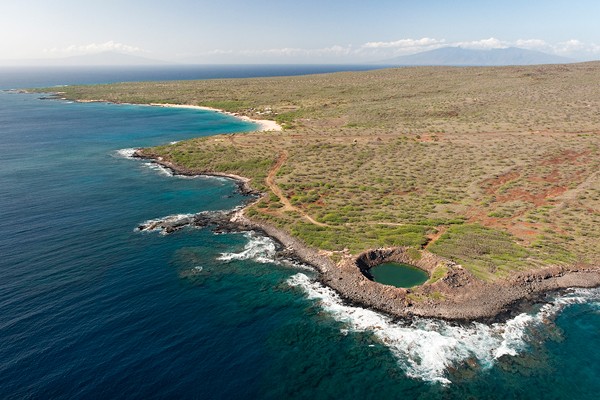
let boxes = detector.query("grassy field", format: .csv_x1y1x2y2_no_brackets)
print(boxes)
46,62,600,281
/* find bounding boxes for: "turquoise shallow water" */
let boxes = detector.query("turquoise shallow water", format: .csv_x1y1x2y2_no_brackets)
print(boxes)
1,69,600,399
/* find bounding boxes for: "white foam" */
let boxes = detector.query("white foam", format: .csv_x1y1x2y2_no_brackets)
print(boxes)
115,149,177,177
280,258,317,273
136,213,196,235
114,149,176,178
114,148,138,159
205,176,230,183
216,232,317,271
218,232,277,264
143,162,173,176
174,174,196,179
286,273,600,384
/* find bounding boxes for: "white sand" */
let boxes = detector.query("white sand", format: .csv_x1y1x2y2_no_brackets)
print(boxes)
149,103,282,132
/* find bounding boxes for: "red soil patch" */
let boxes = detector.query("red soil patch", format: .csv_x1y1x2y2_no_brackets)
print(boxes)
314,196,326,207
541,149,591,166
528,169,561,183
417,133,445,143
483,171,520,194
467,209,544,243
496,186,568,207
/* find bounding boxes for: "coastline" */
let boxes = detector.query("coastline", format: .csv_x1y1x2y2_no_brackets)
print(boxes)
72,98,282,132
46,92,600,322
133,149,260,196
148,103,283,132
134,148,600,323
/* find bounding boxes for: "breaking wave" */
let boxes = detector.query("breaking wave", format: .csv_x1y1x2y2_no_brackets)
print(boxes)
135,213,196,235
115,148,174,177
114,148,138,159
143,162,173,176
216,232,316,272
287,273,600,385
218,232,277,264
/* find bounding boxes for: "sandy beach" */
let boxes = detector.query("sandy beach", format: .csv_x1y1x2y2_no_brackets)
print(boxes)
73,99,283,132
54,94,600,323
149,103,282,132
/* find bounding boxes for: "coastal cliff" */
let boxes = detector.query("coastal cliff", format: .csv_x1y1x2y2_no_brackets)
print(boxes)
134,148,600,322
43,63,600,322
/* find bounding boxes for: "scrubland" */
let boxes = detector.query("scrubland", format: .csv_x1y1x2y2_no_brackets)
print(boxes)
50,62,600,280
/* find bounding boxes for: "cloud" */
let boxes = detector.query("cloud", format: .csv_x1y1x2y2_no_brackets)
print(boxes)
511,38,600,56
455,37,508,49
191,37,600,62
194,38,447,61
590,43,600,54
202,49,235,56
515,39,549,49
44,41,145,55
239,45,354,57
322,45,354,56
555,39,585,53
360,38,446,56
362,37,445,49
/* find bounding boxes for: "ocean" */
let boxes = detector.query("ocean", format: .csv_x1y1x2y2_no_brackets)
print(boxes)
1,66,599,399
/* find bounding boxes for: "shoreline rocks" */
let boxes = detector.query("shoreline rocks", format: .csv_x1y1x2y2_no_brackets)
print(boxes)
135,151,600,323
133,149,261,196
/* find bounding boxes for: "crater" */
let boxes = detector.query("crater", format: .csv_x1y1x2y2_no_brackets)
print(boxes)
355,248,432,288
369,262,429,288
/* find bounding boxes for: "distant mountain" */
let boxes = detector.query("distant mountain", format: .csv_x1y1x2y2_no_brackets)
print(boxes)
0,52,171,66
380,47,574,66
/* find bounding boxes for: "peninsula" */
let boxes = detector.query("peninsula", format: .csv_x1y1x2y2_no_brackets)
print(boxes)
40,62,600,321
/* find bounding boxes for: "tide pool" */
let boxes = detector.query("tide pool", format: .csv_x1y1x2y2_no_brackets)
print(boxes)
1,69,599,399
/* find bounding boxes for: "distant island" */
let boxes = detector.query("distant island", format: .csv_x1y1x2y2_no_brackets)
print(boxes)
379,46,574,66
36,62,600,321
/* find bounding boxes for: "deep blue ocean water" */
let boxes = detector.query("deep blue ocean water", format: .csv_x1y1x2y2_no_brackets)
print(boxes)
0,65,392,89
1,67,599,399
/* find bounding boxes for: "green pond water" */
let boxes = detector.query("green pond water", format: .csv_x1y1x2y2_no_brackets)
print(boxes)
370,262,429,288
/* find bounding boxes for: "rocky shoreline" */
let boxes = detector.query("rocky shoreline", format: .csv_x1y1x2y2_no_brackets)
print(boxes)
134,149,600,323
133,149,261,196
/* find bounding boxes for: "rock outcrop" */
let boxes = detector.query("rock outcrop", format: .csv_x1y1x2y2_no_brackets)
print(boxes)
135,151,600,322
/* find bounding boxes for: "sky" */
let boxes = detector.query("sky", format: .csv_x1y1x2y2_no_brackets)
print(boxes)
2,0,600,64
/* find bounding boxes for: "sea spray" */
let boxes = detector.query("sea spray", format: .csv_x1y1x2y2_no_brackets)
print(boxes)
133,206,600,386
215,232,317,274
115,148,174,176
287,273,600,384
114,148,138,159
135,212,600,385
218,232,278,264
143,162,173,177
135,207,245,235
136,213,197,234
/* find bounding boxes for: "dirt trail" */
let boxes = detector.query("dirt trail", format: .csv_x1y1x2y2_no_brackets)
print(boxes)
424,226,447,249
266,151,329,227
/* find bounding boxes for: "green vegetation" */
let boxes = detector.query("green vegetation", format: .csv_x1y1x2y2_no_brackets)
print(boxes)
44,62,600,281
407,290,446,302
427,225,532,280
200,100,249,112
145,138,275,192
406,247,422,261
275,110,306,129
427,264,449,284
